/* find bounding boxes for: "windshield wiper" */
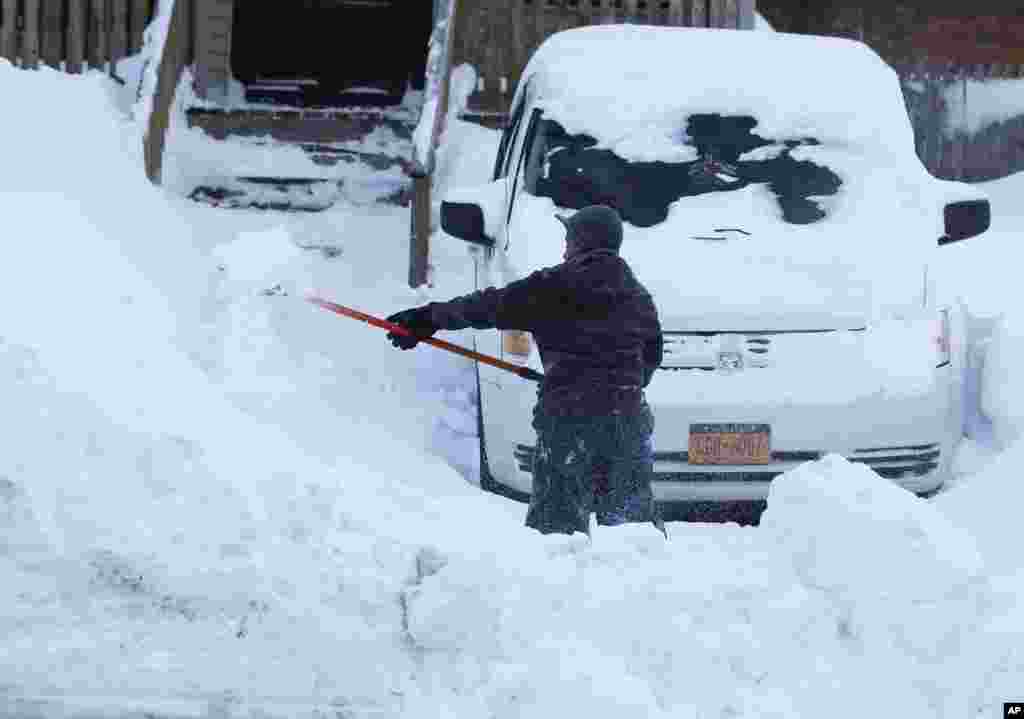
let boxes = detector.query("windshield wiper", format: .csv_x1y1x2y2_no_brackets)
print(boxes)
693,227,752,241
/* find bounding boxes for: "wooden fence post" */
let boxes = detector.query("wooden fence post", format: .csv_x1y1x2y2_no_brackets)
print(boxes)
22,0,40,68
40,0,64,67
690,0,705,28
88,0,107,69
622,0,639,24
707,0,723,28
409,0,458,289
0,0,17,61
192,0,235,102
409,173,432,287
129,0,148,52
144,0,192,184
666,0,686,26
719,0,739,28
66,0,86,72
109,0,127,74
738,0,754,29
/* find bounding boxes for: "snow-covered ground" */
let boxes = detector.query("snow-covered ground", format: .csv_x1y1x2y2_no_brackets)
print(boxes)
1,58,1023,719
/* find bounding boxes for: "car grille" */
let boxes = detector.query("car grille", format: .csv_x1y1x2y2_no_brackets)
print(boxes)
513,443,940,481
847,444,941,479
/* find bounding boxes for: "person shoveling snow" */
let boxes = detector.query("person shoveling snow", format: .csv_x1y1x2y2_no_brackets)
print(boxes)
386,205,667,537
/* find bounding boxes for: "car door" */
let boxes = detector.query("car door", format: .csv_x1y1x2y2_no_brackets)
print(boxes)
496,106,545,362
475,93,529,393
476,96,546,492
479,105,552,492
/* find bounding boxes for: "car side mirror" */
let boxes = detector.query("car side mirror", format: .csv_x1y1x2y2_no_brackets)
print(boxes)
940,200,990,246
441,201,495,248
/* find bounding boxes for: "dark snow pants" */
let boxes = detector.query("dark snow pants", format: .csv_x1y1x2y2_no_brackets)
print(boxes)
525,403,666,537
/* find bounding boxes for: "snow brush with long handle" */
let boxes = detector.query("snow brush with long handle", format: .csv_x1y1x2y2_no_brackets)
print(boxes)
306,294,544,383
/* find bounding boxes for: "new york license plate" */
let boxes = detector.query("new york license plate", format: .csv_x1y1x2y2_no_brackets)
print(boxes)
689,423,771,465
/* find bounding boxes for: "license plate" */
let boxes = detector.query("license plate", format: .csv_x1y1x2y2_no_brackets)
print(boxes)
689,423,771,465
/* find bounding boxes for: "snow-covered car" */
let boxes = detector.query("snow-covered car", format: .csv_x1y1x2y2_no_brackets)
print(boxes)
440,26,991,506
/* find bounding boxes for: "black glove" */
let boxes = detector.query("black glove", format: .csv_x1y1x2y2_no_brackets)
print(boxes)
386,306,438,350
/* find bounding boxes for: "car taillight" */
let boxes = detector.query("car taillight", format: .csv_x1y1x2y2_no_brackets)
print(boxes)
931,310,951,367
503,330,532,364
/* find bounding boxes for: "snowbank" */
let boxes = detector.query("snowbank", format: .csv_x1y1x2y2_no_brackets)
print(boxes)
764,455,985,614
932,172,1024,448
925,170,1024,715
0,59,516,713
401,456,998,718
981,316,1024,448
970,175,1024,447
763,456,992,716
936,439,1024,570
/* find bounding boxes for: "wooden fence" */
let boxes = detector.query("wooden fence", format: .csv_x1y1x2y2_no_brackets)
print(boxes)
902,17,1024,181
901,64,1024,182
452,0,755,117
410,0,458,287
0,0,155,74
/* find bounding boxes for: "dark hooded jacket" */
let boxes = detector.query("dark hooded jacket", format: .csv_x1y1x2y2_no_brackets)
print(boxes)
426,247,663,416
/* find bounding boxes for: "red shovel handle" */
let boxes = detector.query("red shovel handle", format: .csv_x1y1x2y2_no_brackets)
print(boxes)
306,295,544,383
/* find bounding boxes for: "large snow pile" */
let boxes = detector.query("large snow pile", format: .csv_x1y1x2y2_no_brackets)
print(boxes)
933,172,1024,451
927,170,1024,713
763,457,990,715
0,59,514,714
931,169,1024,544
972,174,1024,448
981,315,1024,448
401,456,995,719
0,56,1022,719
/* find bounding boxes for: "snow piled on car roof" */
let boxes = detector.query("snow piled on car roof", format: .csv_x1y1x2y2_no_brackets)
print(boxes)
518,26,916,159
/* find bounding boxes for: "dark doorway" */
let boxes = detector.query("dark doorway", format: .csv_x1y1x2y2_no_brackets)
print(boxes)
231,0,434,108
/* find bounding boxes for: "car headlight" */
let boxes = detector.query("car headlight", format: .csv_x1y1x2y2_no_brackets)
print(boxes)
503,330,532,364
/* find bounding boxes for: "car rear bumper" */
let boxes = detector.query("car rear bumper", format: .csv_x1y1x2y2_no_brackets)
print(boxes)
493,375,955,503
505,443,945,502
650,445,944,501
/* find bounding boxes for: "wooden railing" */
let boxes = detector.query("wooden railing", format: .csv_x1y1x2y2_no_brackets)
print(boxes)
0,0,154,74
143,0,191,184
409,0,458,288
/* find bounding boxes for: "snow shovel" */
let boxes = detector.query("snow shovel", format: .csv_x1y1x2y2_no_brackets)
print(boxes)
306,294,544,383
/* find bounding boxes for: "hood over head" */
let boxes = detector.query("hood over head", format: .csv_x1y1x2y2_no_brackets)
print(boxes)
557,204,624,256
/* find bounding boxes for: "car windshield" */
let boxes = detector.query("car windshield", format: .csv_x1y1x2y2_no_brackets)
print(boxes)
526,114,843,228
